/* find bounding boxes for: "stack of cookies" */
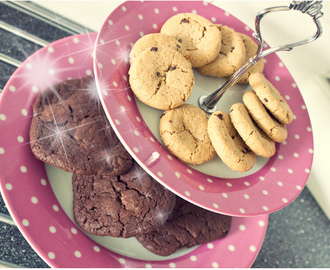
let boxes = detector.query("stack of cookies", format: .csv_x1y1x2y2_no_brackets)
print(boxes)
208,73,293,172
129,13,293,172
29,76,232,256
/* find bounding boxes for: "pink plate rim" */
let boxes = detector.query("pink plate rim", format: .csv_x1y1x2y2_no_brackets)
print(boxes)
94,1,314,217
0,32,269,268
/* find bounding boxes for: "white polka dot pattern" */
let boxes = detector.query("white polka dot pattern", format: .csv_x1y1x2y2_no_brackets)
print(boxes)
94,0,312,217
0,1,308,268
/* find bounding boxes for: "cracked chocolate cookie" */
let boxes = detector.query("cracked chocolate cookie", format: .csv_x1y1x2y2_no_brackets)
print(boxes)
159,104,216,165
243,90,288,142
136,196,232,256
197,25,246,78
229,103,276,158
249,73,294,125
160,13,221,67
72,162,176,238
208,111,256,172
30,76,133,175
129,33,189,64
128,46,194,110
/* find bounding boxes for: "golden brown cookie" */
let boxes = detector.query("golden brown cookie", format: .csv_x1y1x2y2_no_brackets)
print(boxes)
243,90,288,142
197,25,246,78
208,111,256,172
128,46,194,110
229,103,276,158
160,13,221,67
237,33,264,84
129,33,189,64
160,104,216,165
249,73,293,124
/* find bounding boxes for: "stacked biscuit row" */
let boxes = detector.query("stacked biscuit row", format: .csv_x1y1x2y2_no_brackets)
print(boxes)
208,73,293,172
29,76,232,256
128,13,293,172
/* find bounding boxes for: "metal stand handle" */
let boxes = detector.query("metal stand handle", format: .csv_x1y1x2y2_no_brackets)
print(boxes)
199,0,324,113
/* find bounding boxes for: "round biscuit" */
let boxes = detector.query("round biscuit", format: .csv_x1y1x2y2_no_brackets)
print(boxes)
229,103,276,158
197,25,246,78
237,33,264,84
160,13,221,67
129,33,189,64
243,90,288,142
128,46,194,110
249,73,293,124
160,104,216,165
208,111,256,172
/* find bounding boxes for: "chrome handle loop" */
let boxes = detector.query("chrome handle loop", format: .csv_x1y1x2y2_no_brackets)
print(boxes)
199,0,324,114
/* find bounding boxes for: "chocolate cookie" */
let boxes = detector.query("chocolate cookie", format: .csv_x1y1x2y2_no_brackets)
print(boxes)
30,76,133,175
136,197,232,256
128,46,194,110
160,13,221,67
197,25,246,78
73,162,176,238
159,104,216,165
129,33,189,64
208,111,256,172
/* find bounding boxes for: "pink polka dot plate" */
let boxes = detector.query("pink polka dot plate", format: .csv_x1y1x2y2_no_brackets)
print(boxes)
94,1,313,216
0,32,268,268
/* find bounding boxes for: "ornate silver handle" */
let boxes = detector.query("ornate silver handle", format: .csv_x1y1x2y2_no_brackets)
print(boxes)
199,0,324,113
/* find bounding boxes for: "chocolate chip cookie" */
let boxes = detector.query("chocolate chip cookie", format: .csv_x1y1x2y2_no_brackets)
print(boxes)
237,33,264,84
208,111,256,172
128,46,194,110
197,25,246,78
160,13,221,67
243,90,288,142
129,33,189,64
249,73,294,125
229,103,276,158
160,104,216,165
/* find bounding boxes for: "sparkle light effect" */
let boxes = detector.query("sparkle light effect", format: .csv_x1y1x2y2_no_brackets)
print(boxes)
11,32,97,111
29,103,100,168
95,32,133,64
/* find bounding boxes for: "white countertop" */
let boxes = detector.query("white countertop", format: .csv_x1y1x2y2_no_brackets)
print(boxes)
35,0,330,219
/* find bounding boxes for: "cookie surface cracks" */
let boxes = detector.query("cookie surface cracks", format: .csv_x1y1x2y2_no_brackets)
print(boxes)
129,46,194,110
160,104,216,165
161,13,221,67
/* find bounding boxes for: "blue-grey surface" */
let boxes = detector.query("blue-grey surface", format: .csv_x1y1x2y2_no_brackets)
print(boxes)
0,2,329,268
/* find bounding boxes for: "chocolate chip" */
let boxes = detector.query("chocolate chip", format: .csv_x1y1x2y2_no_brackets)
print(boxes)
156,72,160,77
241,147,250,154
178,38,182,43
169,66,176,71
264,98,268,102
231,47,235,52
150,47,158,52
216,113,223,120
180,18,190,24
176,44,181,49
